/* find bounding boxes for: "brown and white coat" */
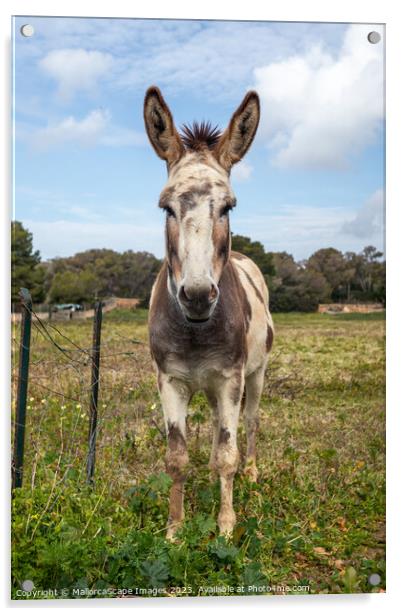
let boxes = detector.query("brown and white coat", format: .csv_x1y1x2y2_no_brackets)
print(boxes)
144,87,274,538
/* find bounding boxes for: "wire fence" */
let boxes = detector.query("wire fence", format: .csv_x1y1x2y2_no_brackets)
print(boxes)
11,288,294,507
11,288,165,501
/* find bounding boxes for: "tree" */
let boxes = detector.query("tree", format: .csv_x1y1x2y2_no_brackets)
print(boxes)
269,252,329,312
306,247,354,301
345,246,385,303
11,221,45,306
362,245,383,263
231,234,275,278
46,248,162,306
48,270,100,304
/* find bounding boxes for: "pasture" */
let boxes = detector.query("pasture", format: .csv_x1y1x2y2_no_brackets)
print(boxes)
11,310,385,598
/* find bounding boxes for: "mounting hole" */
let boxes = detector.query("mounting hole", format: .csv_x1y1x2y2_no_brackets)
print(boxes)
20,24,34,37
22,580,34,592
367,31,381,44
368,573,381,586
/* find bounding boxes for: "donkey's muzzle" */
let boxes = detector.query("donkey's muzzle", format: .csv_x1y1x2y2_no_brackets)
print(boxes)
178,283,219,322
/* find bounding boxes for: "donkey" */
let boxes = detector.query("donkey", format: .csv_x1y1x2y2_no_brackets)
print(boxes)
143,86,274,539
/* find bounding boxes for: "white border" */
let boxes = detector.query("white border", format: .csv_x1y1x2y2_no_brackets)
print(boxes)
1,1,401,614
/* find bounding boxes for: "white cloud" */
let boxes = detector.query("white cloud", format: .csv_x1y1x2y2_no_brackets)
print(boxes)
342,189,384,239
17,20,355,116
60,206,104,222
21,109,146,150
232,192,384,260
234,204,350,259
99,127,146,148
39,48,114,101
253,25,384,169
231,160,253,182
24,219,164,260
32,109,109,149
109,22,348,102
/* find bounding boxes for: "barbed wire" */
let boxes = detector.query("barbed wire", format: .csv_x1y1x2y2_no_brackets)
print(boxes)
12,300,157,498
26,305,144,361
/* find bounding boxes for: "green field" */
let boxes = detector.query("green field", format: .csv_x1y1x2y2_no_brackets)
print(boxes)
11,310,385,598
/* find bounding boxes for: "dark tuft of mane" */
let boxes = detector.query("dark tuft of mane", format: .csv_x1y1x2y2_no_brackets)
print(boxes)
180,121,222,151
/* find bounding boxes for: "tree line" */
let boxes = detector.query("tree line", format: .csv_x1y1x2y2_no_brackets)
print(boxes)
12,221,385,312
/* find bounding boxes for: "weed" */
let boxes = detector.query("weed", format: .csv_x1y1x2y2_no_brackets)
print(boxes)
11,311,385,597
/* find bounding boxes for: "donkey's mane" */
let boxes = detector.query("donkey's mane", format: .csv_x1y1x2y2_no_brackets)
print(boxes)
180,121,221,151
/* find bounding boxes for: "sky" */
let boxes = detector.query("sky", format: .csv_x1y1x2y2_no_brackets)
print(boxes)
13,17,385,261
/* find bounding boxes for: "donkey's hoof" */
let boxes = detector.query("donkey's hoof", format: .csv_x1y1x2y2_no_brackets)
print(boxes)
218,510,236,536
208,469,218,483
166,521,182,542
243,460,258,483
166,528,180,542
219,528,233,538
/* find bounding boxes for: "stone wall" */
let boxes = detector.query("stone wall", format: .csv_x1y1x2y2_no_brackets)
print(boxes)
318,303,384,314
12,296,139,323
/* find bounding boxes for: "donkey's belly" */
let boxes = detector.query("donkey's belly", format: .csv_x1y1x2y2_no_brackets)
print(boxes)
244,320,271,376
162,351,239,391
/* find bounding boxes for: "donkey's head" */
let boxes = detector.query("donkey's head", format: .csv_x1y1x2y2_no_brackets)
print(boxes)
144,87,260,323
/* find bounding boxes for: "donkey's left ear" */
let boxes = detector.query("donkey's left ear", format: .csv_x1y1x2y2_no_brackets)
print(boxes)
214,91,260,171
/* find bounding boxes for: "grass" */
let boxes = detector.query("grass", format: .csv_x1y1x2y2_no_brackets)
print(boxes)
11,309,385,598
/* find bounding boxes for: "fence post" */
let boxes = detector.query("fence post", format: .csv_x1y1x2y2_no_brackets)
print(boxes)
12,288,32,490
86,301,103,484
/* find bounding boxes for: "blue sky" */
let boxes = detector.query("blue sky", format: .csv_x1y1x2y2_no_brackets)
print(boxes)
13,17,385,261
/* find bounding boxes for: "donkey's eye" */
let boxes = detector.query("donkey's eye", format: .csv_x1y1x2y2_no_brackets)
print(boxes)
164,206,176,218
219,204,232,218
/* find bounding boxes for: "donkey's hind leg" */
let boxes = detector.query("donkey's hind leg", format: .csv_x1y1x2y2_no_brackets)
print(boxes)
158,372,190,540
243,362,267,482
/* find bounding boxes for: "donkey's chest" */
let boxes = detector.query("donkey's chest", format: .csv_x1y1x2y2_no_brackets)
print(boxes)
149,321,245,387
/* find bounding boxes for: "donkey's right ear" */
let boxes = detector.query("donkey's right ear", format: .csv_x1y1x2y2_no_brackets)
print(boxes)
144,87,184,167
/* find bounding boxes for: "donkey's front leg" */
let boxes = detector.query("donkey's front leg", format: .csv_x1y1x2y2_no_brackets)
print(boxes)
212,369,245,535
158,372,190,540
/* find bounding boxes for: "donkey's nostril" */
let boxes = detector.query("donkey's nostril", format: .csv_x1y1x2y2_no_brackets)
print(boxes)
179,284,218,307
208,284,218,302
178,285,191,304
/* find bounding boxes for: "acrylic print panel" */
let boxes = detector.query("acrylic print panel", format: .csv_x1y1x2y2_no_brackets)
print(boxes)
11,16,385,600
